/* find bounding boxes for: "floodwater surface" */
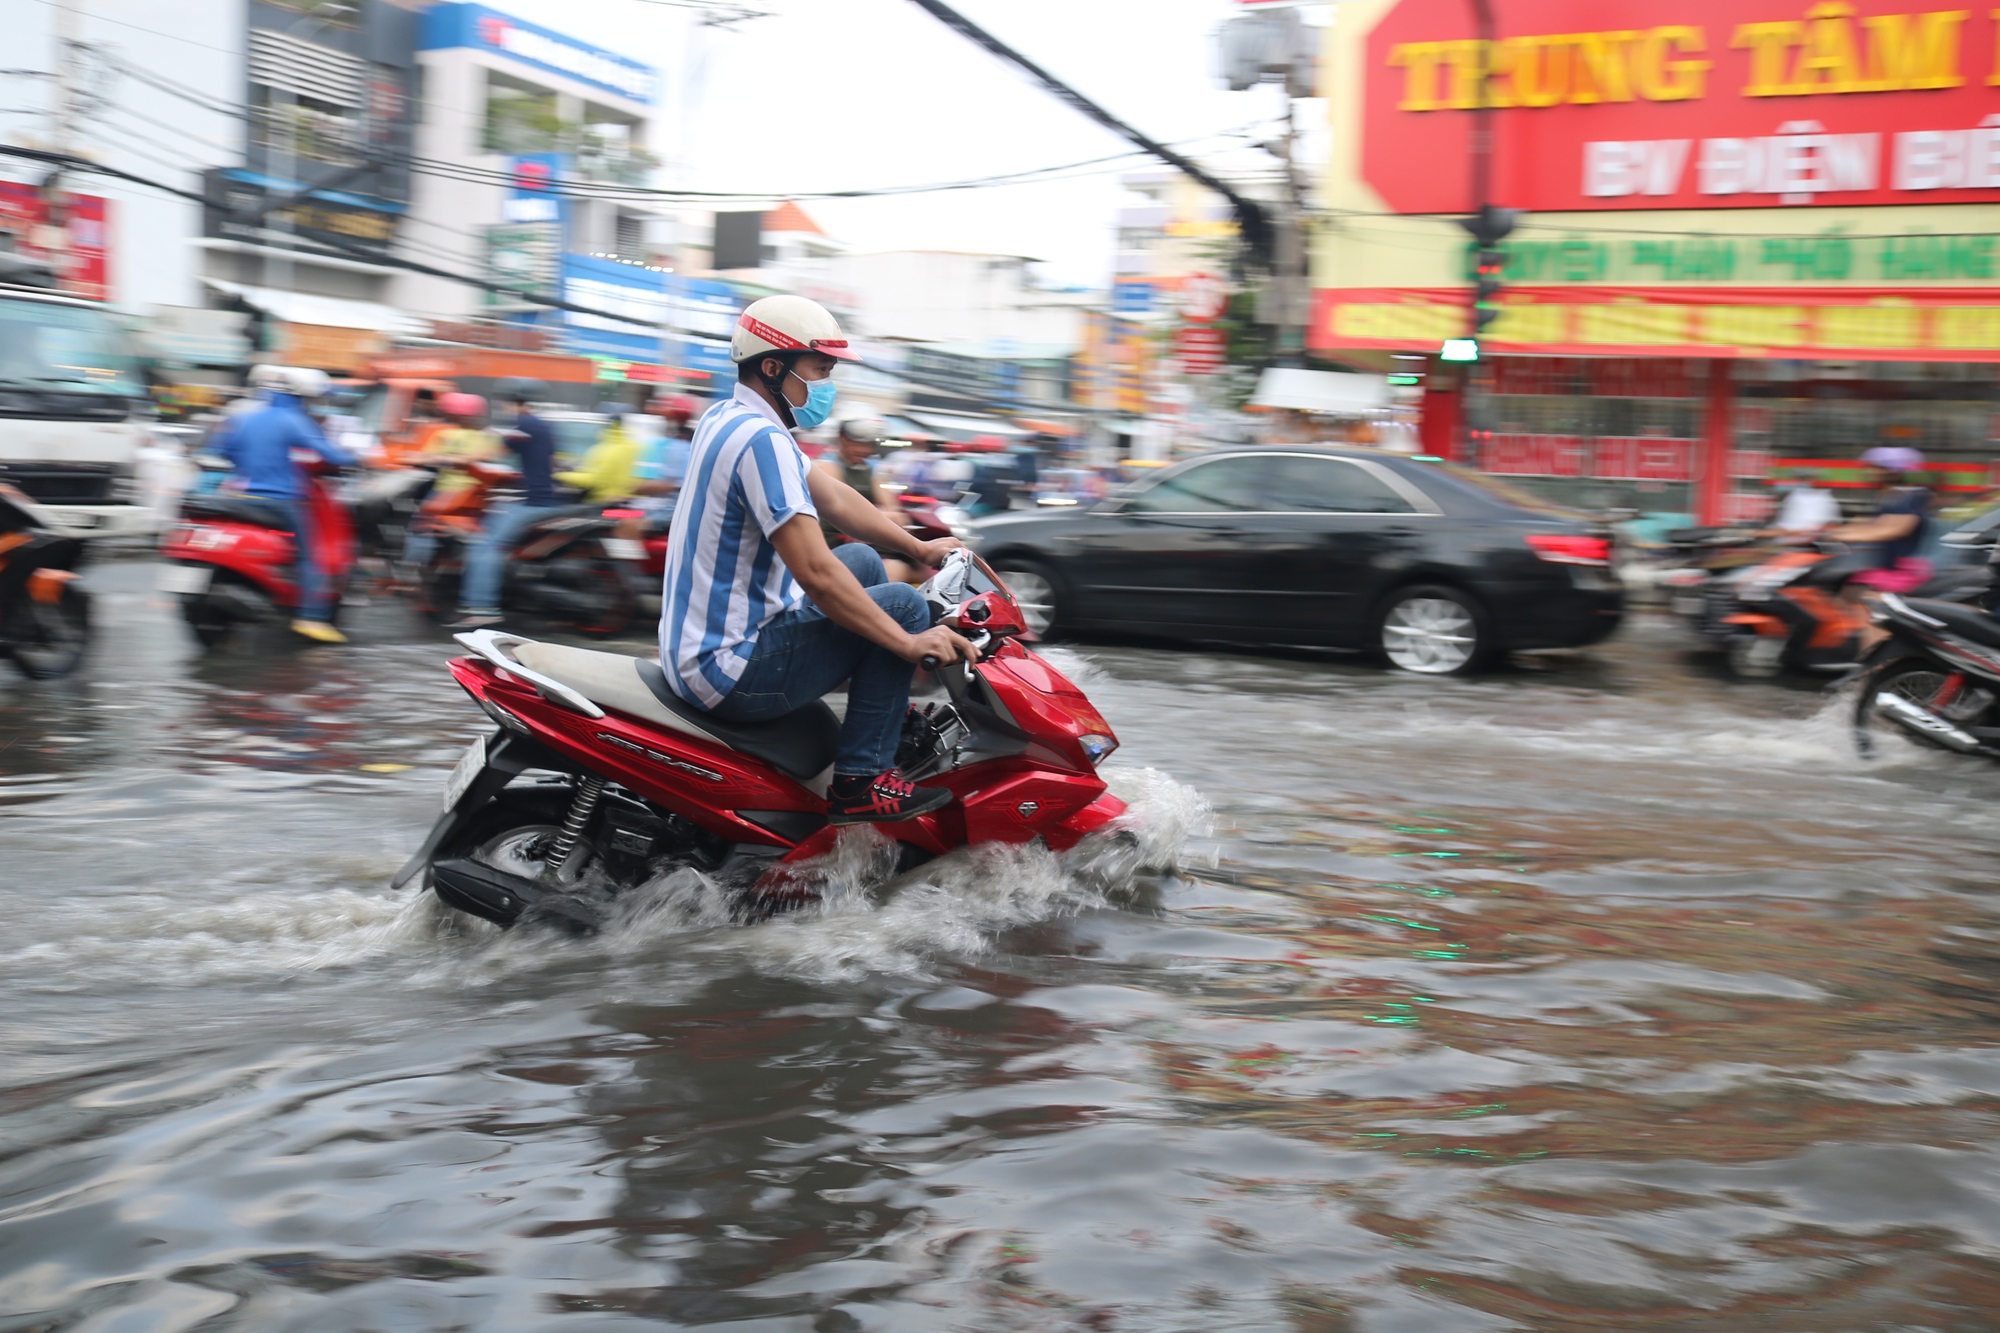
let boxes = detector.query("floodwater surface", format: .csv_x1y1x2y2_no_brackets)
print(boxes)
4,565,2000,1331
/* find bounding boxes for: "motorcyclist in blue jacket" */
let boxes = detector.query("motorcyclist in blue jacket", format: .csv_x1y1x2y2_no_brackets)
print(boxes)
216,365,358,643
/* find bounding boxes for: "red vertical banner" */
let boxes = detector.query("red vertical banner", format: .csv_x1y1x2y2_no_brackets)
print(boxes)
1419,359,1463,460
1697,360,1734,525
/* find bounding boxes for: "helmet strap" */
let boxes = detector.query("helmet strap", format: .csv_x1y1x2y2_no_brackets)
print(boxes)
755,353,800,430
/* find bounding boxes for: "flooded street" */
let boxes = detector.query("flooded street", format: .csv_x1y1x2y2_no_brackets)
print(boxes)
7,559,2000,1332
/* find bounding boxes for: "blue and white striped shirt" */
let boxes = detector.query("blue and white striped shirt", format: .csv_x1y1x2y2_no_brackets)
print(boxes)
658,385,818,708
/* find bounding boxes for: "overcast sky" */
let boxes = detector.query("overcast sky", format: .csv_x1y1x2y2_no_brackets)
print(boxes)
498,0,1311,287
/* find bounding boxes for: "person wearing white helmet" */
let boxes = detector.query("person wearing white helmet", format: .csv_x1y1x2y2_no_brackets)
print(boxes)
659,295,971,825
213,364,358,643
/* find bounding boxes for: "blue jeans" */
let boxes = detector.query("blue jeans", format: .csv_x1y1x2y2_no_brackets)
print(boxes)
244,496,331,622
460,502,563,612
709,544,929,776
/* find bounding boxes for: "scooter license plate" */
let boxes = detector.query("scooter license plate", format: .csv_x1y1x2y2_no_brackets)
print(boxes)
601,537,645,561
443,735,487,811
156,563,213,595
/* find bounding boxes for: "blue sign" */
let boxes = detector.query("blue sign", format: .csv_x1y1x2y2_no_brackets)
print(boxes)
1112,280,1155,315
421,4,657,105
560,254,666,362
502,153,566,224
665,277,739,381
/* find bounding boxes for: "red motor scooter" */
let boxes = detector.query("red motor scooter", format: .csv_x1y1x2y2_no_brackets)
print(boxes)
392,550,1126,931
158,457,356,647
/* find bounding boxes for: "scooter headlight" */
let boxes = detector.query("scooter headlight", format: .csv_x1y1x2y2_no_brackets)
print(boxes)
1079,733,1118,766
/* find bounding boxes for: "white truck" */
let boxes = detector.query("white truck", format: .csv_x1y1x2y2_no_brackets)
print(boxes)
0,277,160,540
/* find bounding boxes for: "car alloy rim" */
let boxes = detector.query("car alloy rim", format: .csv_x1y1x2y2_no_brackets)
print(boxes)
1002,569,1055,635
1383,596,1475,673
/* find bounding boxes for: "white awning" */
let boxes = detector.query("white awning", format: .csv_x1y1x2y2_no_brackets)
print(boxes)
1251,368,1390,414
902,410,1031,441
201,278,423,335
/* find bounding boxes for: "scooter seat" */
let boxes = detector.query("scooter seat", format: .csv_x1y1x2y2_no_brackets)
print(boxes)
1897,598,2000,649
182,494,294,531
508,640,838,786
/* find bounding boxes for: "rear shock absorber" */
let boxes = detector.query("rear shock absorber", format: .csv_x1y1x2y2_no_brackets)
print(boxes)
548,776,606,876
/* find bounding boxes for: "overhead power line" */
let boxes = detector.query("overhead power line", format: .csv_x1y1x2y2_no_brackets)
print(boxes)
0,144,659,331
109,55,1276,206
902,0,1275,268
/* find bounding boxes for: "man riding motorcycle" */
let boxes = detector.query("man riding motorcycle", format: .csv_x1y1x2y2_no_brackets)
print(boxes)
658,295,972,825
214,365,358,644
453,381,564,630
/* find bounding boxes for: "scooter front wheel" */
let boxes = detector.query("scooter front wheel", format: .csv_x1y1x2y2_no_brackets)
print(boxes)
1855,657,1996,758
8,583,90,679
1726,634,1785,679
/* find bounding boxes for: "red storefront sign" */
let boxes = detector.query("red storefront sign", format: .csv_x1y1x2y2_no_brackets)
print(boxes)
1480,433,1698,480
0,182,109,300
1315,285,2000,360
1362,0,2000,213
1179,326,1228,374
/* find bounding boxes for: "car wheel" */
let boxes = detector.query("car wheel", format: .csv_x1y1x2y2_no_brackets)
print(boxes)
1378,584,1486,675
993,559,1066,638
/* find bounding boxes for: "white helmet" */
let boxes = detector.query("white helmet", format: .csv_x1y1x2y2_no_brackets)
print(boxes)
247,364,330,398
730,295,859,365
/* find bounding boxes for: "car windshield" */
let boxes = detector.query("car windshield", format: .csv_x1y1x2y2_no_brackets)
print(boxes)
0,296,142,396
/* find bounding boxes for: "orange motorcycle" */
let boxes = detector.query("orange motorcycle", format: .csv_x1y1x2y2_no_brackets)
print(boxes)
0,482,90,679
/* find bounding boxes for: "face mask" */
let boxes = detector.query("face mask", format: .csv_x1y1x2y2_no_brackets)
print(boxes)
789,370,837,429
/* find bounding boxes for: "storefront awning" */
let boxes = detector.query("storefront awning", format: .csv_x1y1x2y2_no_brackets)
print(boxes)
901,410,1032,442
201,278,424,335
1251,368,1391,414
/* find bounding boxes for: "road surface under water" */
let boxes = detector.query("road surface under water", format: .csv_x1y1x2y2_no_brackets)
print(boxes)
4,562,2000,1331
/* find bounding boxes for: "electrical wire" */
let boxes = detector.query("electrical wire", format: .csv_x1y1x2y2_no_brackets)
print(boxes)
108,45,1284,207
0,143,663,331
902,0,1275,265
26,0,237,56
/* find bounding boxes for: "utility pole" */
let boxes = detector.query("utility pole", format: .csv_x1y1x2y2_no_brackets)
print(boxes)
1218,2,1317,367
49,0,81,155
1269,97,1310,368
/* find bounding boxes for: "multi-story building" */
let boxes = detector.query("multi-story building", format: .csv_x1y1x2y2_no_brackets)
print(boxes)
196,0,425,375
405,1,670,380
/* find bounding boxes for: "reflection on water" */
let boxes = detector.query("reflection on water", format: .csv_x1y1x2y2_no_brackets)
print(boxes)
4,583,2000,1330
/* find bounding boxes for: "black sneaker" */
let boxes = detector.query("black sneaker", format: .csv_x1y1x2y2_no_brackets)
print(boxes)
826,769,954,825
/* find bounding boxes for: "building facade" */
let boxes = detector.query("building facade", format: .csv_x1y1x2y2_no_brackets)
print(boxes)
1312,0,2000,521
194,0,426,375
407,1,671,381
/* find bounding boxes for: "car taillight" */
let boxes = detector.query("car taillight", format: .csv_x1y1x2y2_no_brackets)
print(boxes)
1525,533,1610,566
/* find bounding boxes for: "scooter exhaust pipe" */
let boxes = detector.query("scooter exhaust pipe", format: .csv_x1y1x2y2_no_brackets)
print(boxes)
1875,691,1984,752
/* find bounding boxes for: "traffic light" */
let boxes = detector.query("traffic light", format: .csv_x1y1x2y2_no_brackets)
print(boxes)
1456,204,1519,339
1472,246,1506,334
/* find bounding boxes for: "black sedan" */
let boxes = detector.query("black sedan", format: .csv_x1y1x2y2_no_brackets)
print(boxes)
973,446,1623,674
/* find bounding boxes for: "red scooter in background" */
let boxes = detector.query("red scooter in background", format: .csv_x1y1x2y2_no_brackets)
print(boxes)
393,550,1126,932
159,457,356,647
